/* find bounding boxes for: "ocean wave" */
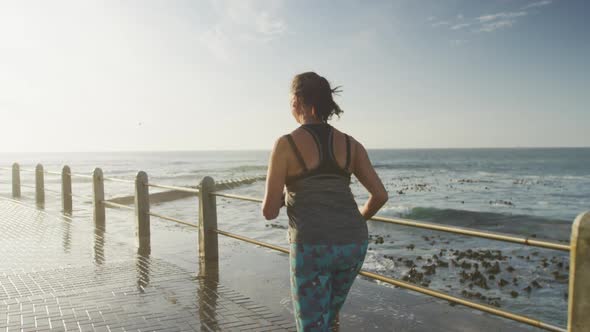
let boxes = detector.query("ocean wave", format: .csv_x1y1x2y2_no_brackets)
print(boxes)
381,206,571,242
380,204,414,216
374,163,441,170
227,165,268,172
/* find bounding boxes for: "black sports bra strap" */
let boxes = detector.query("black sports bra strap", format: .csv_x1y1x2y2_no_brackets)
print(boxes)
344,134,351,171
285,135,308,172
300,126,323,163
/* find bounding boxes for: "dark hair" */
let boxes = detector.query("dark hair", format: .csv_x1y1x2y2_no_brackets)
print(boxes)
291,72,343,123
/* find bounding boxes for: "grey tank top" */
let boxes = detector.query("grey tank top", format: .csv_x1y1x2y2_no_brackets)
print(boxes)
284,123,368,244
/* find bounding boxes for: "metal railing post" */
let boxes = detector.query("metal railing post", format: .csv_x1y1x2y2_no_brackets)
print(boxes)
11,162,20,198
135,171,150,253
35,163,44,205
61,165,72,214
568,211,590,332
199,176,218,265
92,168,105,229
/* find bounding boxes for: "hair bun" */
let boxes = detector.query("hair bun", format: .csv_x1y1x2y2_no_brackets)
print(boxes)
291,72,344,123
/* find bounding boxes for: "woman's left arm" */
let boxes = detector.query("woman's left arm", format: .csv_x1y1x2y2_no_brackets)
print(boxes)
262,136,288,220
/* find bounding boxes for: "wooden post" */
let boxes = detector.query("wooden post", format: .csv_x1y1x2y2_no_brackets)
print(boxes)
568,211,590,332
11,162,20,198
92,168,105,229
199,176,218,265
61,165,72,214
35,163,45,205
135,171,150,254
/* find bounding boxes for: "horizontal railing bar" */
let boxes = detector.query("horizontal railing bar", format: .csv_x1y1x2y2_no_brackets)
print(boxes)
44,170,61,176
21,184,35,189
20,168,36,173
0,167,11,171
148,211,199,228
103,177,135,184
67,172,93,179
212,193,569,252
371,215,570,252
70,193,94,201
357,270,565,332
214,228,565,332
147,183,200,194
44,188,61,195
211,192,263,203
214,229,289,254
103,201,135,211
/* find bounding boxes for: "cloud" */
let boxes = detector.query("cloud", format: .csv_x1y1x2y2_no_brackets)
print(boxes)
477,11,527,23
431,1,551,36
255,11,286,37
200,0,286,61
451,23,471,30
477,20,515,32
473,11,527,33
431,20,450,27
522,0,552,10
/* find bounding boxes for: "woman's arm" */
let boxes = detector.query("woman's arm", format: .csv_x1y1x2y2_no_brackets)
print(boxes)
262,136,288,220
352,140,388,220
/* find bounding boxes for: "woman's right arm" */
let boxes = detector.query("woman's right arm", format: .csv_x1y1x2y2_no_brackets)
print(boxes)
351,140,388,220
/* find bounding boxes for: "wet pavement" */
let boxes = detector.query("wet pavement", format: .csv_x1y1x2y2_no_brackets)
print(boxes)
0,195,541,331
0,198,294,331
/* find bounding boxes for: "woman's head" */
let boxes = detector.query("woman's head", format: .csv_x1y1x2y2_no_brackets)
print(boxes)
290,72,342,123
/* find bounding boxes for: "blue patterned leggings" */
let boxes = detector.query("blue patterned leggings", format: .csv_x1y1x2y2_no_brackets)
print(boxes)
289,241,368,332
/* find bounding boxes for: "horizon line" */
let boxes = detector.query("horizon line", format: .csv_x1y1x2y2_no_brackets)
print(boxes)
1,146,589,154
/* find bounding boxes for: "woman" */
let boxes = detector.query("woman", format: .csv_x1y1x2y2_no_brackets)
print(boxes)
262,72,388,331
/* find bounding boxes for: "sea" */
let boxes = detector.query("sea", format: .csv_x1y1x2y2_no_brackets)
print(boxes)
1,148,589,327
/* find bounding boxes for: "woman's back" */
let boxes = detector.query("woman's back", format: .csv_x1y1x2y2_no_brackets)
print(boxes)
261,71,388,331
285,123,355,179
283,123,367,244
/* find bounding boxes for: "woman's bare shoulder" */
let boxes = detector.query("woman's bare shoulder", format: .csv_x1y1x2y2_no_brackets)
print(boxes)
331,126,362,147
273,128,302,153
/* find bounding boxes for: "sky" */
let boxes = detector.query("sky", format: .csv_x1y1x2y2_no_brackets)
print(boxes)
0,0,588,152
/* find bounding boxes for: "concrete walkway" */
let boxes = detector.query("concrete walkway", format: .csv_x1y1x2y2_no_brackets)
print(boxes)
0,197,543,331
0,198,294,331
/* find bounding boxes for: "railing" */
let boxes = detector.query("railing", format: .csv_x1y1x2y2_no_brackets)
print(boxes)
1,162,589,332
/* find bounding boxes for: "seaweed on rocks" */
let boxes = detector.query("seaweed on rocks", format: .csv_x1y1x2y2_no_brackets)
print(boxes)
486,262,501,275
404,259,416,268
454,249,507,261
374,236,384,244
422,264,436,276
402,267,428,286
552,270,568,282
459,270,489,289
488,298,501,307
460,261,472,269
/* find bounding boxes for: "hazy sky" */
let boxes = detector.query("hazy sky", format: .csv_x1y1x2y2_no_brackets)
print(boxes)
1,0,588,152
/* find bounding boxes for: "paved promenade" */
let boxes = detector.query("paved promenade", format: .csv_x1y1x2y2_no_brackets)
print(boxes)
0,198,294,331
0,196,541,331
